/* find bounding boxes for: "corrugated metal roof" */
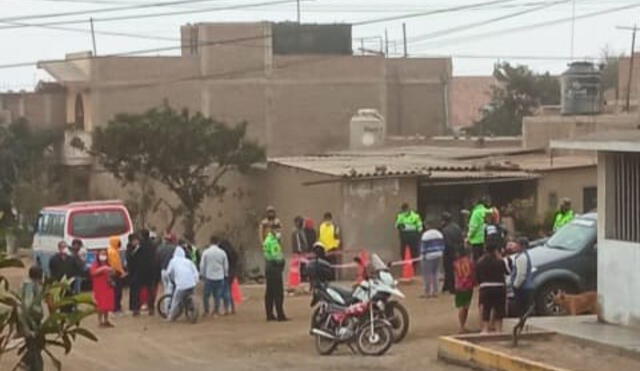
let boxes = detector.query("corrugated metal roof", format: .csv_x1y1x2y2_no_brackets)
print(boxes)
270,145,594,179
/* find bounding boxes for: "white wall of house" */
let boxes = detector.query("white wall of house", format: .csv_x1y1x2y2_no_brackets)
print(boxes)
597,152,640,329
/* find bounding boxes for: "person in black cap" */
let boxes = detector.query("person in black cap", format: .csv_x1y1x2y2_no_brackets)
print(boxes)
441,212,463,294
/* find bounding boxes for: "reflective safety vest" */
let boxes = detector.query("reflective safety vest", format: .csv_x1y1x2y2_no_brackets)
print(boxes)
318,222,340,252
395,211,423,233
553,210,574,231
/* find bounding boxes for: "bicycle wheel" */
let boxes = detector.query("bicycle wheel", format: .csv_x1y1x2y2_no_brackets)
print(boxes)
157,294,182,319
184,296,199,324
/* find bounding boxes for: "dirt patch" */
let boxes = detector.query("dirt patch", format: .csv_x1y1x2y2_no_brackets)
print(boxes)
489,336,640,371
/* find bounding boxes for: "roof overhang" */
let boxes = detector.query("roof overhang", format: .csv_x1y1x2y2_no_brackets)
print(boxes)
551,130,640,153
37,60,89,83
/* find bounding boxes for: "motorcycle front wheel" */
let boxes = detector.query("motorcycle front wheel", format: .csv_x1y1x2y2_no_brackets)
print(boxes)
385,301,409,343
355,320,393,356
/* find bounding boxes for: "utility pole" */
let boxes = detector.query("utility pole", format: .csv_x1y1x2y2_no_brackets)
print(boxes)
296,0,300,24
618,25,638,112
402,22,407,58
627,26,637,112
384,28,389,56
90,17,97,56
570,0,576,59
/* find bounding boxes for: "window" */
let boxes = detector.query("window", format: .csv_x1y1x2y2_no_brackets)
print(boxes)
37,213,65,237
607,153,640,243
70,209,129,238
583,186,597,213
74,94,84,130
548,192,558,211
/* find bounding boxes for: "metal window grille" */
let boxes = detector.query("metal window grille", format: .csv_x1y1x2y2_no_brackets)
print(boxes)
609,153,640,243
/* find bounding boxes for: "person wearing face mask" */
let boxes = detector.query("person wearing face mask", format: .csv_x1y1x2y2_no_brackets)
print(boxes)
49,241,76,282
263,229,288,322
90,249,116,328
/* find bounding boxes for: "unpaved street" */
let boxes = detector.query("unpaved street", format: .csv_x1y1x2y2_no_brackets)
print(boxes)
2,266,467,371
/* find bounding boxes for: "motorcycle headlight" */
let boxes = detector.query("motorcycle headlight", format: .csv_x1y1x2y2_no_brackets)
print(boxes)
376,300,386,311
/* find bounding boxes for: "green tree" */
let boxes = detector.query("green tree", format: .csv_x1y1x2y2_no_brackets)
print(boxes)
89,104,265,241
473,62,560,136
0,119,61,246
0,255,97,371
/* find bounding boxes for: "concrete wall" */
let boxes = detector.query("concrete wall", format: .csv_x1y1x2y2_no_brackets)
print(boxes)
89,167,266,272
535,166,597,218
263,163,342,256
523,114,640,150
0,88,66,129
598,152,640,329
341,178,417,262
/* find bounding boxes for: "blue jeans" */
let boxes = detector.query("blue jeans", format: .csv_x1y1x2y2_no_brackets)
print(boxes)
203,279,228,314
222,278,235,312
421,255,442,296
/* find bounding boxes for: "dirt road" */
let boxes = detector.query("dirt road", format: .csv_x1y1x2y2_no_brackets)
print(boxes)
1,267,468,371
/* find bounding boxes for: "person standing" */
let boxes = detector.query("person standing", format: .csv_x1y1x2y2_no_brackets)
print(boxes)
259,206,282,243
21,266,44,312
200,236,230,316
553,198,575,232
263,230,288,322
318,212,341,281
510,237,533,317
166,246,199,321
219,238,238,314
441,212,463,294
292,216,311,282
129,229,157,316
107,236,126,315
453,247,475,333
395,203,423,265
476,243,508,333
69,239,87,294
49,241,76,282
467,197,490,261
155,234,177,314
420,221,445,298
90,249,115,328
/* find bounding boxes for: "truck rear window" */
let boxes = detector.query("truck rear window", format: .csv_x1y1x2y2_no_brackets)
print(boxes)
70,210,129,238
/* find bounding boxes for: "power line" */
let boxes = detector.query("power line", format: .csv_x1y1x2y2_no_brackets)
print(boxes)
0,0,227,23
405,0,569,44
409,1,640,50
0,0,526,69
352,0,518,26
0,0,303,29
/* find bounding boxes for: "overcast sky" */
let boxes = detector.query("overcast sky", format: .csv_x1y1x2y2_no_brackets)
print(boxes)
1,0,638,90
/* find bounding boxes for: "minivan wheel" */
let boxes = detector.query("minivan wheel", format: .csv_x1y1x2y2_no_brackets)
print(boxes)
536,281,578,316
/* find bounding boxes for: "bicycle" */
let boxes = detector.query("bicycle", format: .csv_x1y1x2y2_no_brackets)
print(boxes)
157,287,199,323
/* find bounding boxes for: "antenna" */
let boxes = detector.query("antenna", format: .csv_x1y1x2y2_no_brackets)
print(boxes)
90,17,97,56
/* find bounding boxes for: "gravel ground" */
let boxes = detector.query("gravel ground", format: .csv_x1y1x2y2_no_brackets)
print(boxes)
1,265,468,371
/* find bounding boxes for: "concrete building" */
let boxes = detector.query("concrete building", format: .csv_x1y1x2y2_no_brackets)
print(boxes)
38,22,452,157
449,76,495,130
552,130,640,329
267,145,595,263
0,82,66,129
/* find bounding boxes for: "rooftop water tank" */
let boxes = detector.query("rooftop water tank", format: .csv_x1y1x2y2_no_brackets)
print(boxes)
561,61,602,115
349,109,385,149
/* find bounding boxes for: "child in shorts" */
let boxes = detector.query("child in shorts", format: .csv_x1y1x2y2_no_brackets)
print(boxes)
453,247,475,333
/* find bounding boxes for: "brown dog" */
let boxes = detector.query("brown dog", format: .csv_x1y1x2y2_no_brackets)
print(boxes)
553,291,599,315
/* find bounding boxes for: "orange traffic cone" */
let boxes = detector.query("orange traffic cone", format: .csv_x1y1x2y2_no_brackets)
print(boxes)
288,254,302,289
400,246,415,283
231,277,243,305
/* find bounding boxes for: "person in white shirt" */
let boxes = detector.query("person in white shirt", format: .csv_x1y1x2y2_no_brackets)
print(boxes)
420,221,445,298
200,236,230,316
510,238,533,317
166,244,199,321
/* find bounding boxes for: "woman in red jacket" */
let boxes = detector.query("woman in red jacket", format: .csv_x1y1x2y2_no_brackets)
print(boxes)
90,249,115,328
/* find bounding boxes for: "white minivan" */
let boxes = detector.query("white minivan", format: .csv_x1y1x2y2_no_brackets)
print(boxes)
32,200,133,276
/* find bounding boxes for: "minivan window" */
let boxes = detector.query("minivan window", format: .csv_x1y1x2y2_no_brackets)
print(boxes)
37,213,65,237
547,218,596,251
70,209,128,238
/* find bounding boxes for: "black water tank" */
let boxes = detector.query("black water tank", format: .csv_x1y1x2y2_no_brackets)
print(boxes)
561,61,602,115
